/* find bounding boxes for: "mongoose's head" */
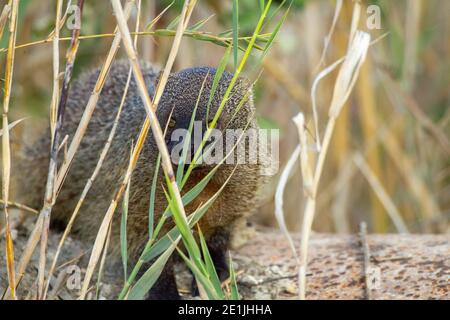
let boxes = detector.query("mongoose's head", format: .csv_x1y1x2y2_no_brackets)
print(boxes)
155,67,257,170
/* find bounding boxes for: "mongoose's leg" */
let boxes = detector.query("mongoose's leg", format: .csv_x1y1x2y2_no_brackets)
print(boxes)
191,227,231,296
146,257,180,300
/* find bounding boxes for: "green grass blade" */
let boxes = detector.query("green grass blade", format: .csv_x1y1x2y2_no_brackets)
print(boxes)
259,4,291,62
163,178,205,273
218,29,232,37
166,14,181,30
184,0,273,186
148,154,161,239
261,0,289,32
175,246,220,300
188,14,214,31
232,0,239,71
120,176,131,282
127,241,178,300
259,0,265,13
176,73,209,185
145,1,174,31
228,253,240,300
198,226,224,298
206,45,231,124
142,166,237,262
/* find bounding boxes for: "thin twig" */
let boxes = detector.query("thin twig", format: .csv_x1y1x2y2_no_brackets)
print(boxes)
0,200,38,214
0,30,271,54
358,222,373,300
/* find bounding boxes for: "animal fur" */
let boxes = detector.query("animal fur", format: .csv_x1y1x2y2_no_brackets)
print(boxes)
15,60,266,299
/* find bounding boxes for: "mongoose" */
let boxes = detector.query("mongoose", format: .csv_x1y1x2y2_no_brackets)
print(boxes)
16,60,266,299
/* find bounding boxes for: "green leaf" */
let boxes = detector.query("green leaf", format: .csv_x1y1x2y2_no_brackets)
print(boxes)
228,253,240,300
205,45,232,127
232,0,239,71
166,14,181,30
198,227,224,298
145,1,174,31
127,241,178,300
218,29,233,37
142,166,236,262
259,4,291,62
188,14,214,31
176,73,208,185
120,173,131,281
148,154,161,239
185,0,273,185
259,0,266,13
163,178,205,274
175,246,220,300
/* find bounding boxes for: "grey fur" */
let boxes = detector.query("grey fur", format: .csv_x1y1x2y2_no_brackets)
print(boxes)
15,60,265,296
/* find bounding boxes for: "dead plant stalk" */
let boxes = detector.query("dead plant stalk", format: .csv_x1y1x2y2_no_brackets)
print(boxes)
1,0,19,300
37,0,84,299
298,29,371,299
78,0,196,299
9,1,135,299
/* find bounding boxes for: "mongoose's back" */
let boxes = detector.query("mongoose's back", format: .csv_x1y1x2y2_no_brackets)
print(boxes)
17,61,161,254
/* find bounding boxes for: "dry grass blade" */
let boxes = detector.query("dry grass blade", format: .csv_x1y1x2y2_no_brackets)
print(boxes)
10,0,135,299
356,59,385,232
44,0,137,299
49,0,63,138
353,153,409,233
0,4,11,39
298,13,371,298
95,221,113,299
145,1,174,31
47,0,73,40
381,125,442,230
36,0,84,299
0,200,38,216
402,0,421,90
274,145,300,260
310,57,344,151
314,0,342,71
0,30,271,54
1,0,19,300
0,117,27,137
78,0,196,299
294,115,314,197
381,72,450,157
262,57,308,105
55,0,135,193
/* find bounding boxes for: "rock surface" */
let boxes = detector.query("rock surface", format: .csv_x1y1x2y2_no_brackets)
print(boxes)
1,223,449,300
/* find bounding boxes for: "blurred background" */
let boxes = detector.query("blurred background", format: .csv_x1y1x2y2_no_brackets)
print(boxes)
1,0,449,234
